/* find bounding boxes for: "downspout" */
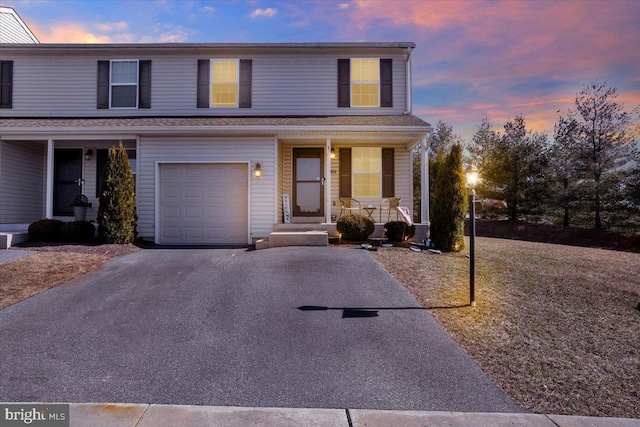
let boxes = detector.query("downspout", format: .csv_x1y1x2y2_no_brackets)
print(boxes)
404,46,413,115
46,139,54,219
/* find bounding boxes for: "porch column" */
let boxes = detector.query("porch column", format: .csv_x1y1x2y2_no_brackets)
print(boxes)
420,134,430,232
45,139,54,218
325,138,332,223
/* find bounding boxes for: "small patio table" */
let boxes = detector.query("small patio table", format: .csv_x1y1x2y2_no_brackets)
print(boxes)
363,206,377,221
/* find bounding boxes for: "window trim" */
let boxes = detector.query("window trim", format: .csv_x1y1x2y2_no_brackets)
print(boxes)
209,58,240,108
350,58,380,108
109,59,139,109
351,147,382,198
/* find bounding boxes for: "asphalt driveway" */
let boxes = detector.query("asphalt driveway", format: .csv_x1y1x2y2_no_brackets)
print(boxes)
0,246,520,412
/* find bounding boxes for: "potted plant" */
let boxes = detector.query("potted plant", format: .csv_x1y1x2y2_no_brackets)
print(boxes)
71,194,90,221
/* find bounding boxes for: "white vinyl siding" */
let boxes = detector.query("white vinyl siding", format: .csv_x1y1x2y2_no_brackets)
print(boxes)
0,9,38,44
137,137,275,243
0,140,45,223
2,53,406,116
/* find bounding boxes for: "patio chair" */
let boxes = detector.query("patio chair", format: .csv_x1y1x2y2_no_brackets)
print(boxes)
379,197,402,223
339,197,361,218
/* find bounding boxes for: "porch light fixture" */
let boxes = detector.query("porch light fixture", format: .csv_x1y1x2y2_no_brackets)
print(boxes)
465,164,479,307
254,162,262,177
330,147,337,159
85,149,93,161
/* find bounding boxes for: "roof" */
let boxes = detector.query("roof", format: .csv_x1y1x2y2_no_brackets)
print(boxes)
0,115,431,137
0,7,39,44
0,42,414,55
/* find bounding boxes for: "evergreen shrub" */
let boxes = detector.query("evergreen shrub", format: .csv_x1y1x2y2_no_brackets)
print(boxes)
97,142,136,244
430,144,468,252
28,219,63,242
336,214,375,241
384,221,416,242
61,221,96,243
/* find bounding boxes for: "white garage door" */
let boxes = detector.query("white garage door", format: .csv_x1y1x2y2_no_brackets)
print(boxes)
158,163,248,245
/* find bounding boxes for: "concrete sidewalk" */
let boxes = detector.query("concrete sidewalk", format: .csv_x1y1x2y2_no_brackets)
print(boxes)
48,403,640,426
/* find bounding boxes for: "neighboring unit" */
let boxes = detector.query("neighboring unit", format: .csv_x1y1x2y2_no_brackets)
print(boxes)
0,7,39,44
0,41,432,246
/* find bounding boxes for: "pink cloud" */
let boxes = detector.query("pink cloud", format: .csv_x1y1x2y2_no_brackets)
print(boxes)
29,22,112,43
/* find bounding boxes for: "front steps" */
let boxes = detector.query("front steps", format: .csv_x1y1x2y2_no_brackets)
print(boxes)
256,224,337,249
0,231,29,249
0,225,30,249
268,231,329,248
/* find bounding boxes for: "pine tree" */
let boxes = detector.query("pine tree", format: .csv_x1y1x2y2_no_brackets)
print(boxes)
430,144,468,252
97,142,136,244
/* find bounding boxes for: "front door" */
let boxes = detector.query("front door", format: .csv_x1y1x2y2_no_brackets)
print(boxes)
293,148,324,218
54,148,83,216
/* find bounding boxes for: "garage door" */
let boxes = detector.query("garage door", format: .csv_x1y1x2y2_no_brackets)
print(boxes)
158,163,248,245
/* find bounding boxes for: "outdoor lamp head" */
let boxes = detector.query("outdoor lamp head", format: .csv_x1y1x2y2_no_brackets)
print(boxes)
254,162,262,177
465,164,479,187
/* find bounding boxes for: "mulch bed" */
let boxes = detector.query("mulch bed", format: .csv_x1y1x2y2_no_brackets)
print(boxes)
466,219,640,253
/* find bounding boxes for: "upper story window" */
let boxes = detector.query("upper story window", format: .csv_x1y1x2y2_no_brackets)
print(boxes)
197,59,252,109
111,60,138,108
351,59,380,108
211,59,239,107
338,58,392,108
97,60,151,109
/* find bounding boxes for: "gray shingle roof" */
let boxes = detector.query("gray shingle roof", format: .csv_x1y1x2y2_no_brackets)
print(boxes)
0,115,431,130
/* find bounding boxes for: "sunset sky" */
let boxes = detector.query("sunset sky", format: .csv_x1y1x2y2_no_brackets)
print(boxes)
3,0,639,142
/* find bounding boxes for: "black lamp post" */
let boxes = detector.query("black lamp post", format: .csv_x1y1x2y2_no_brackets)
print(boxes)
465,164,479,307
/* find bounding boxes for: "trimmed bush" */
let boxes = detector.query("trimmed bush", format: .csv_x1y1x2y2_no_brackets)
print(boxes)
61,221,96,243
336,214,375,241
384,221,416,242
97,142,136,244
430,144,468,252
28,219,64,242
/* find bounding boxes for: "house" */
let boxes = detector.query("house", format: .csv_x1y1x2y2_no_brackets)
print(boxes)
0,6,39,44
0,41,432,247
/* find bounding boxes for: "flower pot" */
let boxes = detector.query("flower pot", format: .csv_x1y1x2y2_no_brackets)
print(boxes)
73,205,87,222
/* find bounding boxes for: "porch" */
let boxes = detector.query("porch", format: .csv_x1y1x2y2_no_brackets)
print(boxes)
266,136,430,248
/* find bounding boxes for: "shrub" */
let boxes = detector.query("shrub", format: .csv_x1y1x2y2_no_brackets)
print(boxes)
97,142,136,244
430,144,468,252
336,214,375,241
61,221,96,243
384,221,416,242
28,219,63,242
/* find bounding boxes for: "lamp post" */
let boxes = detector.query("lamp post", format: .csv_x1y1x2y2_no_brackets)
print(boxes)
465,164,479,307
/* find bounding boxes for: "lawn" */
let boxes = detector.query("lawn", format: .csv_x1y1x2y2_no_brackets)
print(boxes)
0,244,139,310
372,237,640,418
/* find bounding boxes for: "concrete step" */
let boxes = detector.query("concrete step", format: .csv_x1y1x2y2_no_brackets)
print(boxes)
267,231,328,248
0,232,29,249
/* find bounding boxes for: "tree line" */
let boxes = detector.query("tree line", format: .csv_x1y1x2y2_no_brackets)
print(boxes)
414,80,640,236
